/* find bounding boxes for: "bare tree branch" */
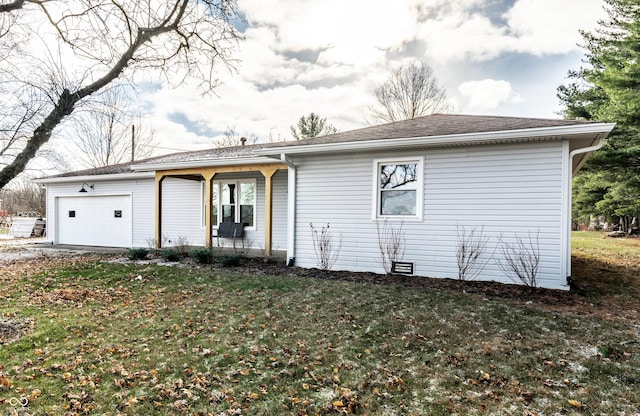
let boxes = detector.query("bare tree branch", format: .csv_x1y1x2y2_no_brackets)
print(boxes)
61,86,157,168
0,0,241,189
0,0,26,14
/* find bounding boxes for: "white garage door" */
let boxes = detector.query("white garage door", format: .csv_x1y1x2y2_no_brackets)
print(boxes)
57,195,132,247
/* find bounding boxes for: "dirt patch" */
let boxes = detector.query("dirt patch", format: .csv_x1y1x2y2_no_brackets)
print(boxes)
0,315,34,345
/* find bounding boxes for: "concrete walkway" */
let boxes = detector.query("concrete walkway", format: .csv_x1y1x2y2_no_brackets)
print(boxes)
0,236,128,264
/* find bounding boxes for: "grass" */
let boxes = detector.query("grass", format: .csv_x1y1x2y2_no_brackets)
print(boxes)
0,232,638,415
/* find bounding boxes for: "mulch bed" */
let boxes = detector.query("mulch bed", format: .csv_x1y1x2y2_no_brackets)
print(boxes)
235,257,582,309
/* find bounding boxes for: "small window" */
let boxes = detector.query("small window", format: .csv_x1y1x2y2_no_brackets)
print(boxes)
68,210,76,218
114,210,122,218
374,158,423,220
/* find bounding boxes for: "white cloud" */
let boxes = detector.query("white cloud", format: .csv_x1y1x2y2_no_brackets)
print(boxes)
504,0,606,55
241,0,420,67
419,13,515,63
138,0,608,155
418,0,606,63
458,79,523,113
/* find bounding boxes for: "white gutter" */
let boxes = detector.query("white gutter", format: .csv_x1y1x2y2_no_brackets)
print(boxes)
562,134,609,284
33,171,155,184
132,157,278,171
280,153,297,266
255,123,616,156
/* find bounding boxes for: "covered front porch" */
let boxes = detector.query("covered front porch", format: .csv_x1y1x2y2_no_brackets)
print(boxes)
154,162,289,256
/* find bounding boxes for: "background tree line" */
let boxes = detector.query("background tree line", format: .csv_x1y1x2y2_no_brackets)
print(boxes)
558,0,640,229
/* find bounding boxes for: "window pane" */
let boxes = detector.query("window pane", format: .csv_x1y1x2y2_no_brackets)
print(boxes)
222,183,235,205
222,205,235,223
240,205,254,227
380,163,417,190
239,182,255,205
380,190,416,216
221,183,236,223
239,182,255,227
211,183,219,226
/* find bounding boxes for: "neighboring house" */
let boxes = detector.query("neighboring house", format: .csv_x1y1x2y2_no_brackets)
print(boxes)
35,114,615,290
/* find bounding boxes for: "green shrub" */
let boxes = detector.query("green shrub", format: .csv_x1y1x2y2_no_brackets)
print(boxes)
161,248,181,262
190,247,214,264
219,254,242,267
128,248,149,260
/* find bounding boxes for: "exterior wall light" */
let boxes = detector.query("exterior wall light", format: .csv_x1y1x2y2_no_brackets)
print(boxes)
79,183,94,193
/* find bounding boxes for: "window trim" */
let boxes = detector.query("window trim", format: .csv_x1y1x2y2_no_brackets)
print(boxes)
372,157,424,221
208,179,257,231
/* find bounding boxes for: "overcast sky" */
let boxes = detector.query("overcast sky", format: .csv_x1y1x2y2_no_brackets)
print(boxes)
139,0,607,154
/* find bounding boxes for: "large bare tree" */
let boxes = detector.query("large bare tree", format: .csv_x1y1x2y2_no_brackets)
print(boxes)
0,0,241,189
369,61,452,123
63,86,158,168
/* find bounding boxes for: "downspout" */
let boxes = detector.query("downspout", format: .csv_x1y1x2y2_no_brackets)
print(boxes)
281,153,296,266
564,135,607,285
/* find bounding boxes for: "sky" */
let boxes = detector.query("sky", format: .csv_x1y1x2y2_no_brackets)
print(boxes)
133,0,608,154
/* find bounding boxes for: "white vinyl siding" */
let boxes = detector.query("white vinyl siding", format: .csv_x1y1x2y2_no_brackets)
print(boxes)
44,178,155,248
271,169,288,252
161,177,205,247
292,141,567,290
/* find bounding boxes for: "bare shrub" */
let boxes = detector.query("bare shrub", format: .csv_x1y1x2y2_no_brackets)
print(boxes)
456,224,491,281
496,230,541,288
146,235,169,250
310,223,342,270
376,219,405,274
174,236,191,257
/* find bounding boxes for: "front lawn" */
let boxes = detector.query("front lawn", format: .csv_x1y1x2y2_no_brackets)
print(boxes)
0,233,638,415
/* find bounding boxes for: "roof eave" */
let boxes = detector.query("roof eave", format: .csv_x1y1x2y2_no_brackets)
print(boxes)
34,171,155,184
255,123,617,156
131,156,281,172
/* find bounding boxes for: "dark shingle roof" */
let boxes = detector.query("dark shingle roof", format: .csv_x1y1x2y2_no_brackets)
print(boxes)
47,144,275,178
51,161,140,178
263,113,595,148
45,114,597,179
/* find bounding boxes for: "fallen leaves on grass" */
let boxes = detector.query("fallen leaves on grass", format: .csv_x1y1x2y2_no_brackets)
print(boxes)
0,240,639,415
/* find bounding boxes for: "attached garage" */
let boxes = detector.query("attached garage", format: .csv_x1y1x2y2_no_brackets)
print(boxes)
56,194,132,247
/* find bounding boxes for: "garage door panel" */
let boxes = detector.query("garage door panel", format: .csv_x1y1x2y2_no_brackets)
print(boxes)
57,195,131,247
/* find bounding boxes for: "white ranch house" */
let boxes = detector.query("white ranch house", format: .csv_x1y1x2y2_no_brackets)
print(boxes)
35,114,615,290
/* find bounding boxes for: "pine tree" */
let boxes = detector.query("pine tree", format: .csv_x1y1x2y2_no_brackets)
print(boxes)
558,0,640,227
290,113,337,140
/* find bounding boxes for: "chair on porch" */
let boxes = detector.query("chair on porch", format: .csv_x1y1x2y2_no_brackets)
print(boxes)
215,222,245,249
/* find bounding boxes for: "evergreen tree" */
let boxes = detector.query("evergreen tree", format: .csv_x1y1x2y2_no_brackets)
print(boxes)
558,0,640,227
290,113,337,140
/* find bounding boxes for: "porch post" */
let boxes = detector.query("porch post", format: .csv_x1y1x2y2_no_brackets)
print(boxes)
261,166,279,256
155,172,165,249
203,172,215,248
